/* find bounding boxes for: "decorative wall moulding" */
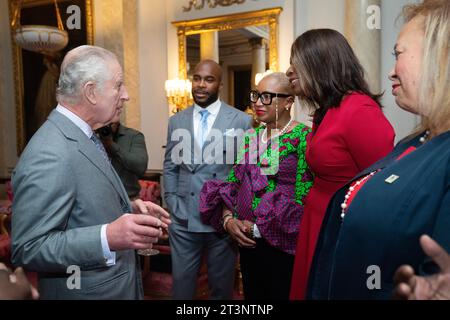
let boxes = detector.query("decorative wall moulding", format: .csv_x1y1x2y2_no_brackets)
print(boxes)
183,0,246,12
173,7,282,79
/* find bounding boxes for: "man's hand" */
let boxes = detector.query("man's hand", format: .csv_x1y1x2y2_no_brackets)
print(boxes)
394,235,450,300
106,213,166,251
0,263,39,300
132,199,171,226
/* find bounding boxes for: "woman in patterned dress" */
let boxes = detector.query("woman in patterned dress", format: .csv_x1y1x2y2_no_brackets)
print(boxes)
199,72,313,300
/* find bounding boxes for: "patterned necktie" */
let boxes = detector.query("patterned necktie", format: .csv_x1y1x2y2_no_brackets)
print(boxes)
90,133,110,163
199,109,210,148
91,133,128,211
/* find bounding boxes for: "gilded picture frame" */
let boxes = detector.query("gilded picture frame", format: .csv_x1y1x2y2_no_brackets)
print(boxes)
8,0,94,155
172,7,282,79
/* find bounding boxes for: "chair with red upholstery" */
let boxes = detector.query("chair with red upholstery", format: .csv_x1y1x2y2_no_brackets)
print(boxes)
136,179,209,299
5,180,13,202
138,180,161,205
0,183,12,263
0,215,11,263
1,180,38,287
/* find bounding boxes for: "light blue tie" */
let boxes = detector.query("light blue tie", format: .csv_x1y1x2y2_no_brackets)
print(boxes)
90,133,110,163
199,109,210,148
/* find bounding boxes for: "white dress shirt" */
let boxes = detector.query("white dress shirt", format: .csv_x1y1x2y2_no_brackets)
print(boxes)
56,105,116,266
193,99,221,146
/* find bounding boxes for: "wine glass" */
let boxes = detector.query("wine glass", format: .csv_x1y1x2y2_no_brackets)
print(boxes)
137,211,161,256
137,245,159,256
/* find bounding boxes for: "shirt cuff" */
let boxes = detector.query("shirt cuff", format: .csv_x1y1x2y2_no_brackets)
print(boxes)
253,224,262,239
101,224,116,266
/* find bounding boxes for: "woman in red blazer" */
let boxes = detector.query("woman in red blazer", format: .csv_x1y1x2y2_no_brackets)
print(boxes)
286,29,395,300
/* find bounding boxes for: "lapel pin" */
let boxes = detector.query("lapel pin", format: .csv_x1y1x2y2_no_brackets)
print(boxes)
385,174,400,184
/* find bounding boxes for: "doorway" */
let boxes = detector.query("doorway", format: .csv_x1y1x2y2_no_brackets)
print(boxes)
228,65,252,112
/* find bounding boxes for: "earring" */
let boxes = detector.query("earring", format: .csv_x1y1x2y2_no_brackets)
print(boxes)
285,102,293,111
252,110,259,124
275,101,279,130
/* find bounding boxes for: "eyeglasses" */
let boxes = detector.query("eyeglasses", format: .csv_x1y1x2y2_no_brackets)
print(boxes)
249,90,292,105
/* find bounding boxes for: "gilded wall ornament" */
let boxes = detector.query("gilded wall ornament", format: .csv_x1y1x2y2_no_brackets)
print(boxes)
183,0,246,12
173,7,281,79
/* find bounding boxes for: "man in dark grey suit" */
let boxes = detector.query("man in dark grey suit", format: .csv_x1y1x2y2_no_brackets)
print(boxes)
11,45,170,299
164,60,252,299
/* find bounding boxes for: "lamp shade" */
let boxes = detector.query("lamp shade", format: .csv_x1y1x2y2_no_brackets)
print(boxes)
14,25,69,54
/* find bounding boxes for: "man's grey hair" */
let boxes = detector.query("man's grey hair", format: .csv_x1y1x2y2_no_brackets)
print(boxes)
56,45,117,104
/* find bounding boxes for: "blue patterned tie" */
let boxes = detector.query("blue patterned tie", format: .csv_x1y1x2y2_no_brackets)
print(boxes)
199,109,210,148
90,133,110,163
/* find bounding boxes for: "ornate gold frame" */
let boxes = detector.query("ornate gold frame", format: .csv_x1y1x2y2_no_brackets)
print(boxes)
172,7,282,79
8,0,94,154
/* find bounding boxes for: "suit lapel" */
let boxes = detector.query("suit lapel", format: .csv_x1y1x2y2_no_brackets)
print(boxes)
49,111,130,207
77,142,129,202
208,103,235,141
177,104,237,171
180,107,198,172
198,103,236,169
110,167,133,211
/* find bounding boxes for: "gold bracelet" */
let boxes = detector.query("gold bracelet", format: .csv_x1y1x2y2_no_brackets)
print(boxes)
222,214,233,231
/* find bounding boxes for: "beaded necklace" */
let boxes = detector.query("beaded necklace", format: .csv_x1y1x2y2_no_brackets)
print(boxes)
340,171,377,219
261,118,293,144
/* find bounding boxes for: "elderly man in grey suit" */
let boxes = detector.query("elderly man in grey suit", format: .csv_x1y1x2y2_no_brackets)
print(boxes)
164,60,252,299
11,45,170,300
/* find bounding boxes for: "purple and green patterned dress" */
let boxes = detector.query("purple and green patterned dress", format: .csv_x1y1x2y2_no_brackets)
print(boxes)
199,123,313,255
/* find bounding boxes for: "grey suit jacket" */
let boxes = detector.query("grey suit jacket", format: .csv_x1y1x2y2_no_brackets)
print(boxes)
11,110,143,300
163,103,252,232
